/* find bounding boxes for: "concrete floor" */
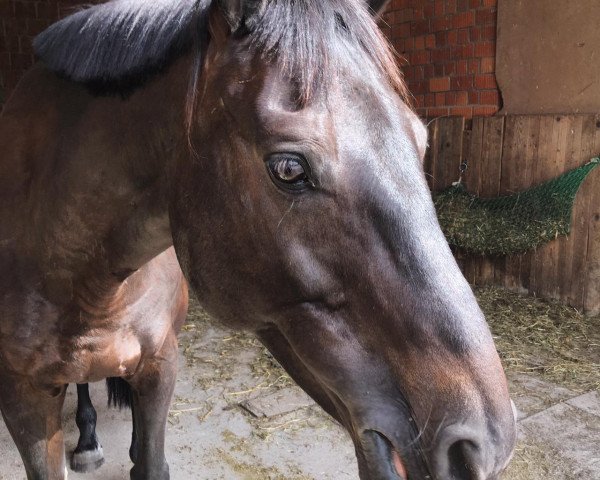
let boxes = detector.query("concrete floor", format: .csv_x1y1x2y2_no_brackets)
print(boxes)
0,305,597,479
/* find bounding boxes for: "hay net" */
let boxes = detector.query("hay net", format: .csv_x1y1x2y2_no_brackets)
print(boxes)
433,157,599,256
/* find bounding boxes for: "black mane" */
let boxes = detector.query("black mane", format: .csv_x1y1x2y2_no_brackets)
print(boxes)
33,0,203,87
34,0,406,100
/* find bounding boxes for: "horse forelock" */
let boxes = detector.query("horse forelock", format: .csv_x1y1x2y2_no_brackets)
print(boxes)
33,0,408,105
246,0,408,104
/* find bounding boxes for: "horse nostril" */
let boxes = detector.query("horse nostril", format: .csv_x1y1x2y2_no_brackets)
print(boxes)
431,425,491,480
447,440,482,480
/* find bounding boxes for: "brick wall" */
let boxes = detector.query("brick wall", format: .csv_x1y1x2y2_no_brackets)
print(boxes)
380,0,500,118
0,0,105,105
0,0,499,118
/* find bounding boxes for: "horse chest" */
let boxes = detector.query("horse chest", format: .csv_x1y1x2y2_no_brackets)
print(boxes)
1,307,145,385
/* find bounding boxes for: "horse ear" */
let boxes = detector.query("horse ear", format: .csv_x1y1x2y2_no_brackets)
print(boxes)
366,0,391,17
217,0,265,32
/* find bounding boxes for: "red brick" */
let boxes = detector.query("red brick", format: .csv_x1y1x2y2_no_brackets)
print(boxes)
480,89,500,105
36,2,59,19
2,34,19,52
415,94,425,108
425,34,436,49
451,75,474,90
474,41,495,57
476,8,496,25
447,30,458,45
434,0,444,16
416,107,427,117
26,18,50,35
431,47,451,63
13,1,36,18
395,8,414,23
434,63,444,76
435,31,447,46
392,23,411,39
415,35,425,50
10,52,32,70
427,107,450,117
469,0,481,7
468,90,479,104
474,73,497,89
470,26,481,42
3,69,26,91
468,59,480,74
458,28,469,44
0,0,11,16
411,81,428,94
412,19,430,36
456,0,469,12
435,92,446,105
456,59,468,75
410,50,430,65
18,35,33,54
446,0,457,13
482,0,497,6
431,15,452,32
455,91,469,105
414,66,425,81
444,62,456,76
453,11,475,29
0,52,10,69
413,6,425,20
451,44,474,59
473,105,499,116
450,106,473,117
425,93,436,107
430,76,451,92
481,25,496,40
481,56,495,73
404,66,416,81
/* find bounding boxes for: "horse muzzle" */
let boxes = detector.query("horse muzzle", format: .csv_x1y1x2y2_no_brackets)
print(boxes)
358,408,517,480
360,430,415,480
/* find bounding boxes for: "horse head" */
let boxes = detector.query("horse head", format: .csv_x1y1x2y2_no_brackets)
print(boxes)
168,1,517,478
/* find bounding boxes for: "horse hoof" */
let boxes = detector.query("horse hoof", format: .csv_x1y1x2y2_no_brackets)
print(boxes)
70,446,105,473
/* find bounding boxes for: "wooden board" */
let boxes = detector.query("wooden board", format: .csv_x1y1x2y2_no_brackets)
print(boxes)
427,114,600,312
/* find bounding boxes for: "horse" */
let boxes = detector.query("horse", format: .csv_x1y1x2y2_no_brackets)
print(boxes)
0,0,517,478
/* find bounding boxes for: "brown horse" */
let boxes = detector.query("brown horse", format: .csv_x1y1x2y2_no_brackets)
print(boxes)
0,0,517,479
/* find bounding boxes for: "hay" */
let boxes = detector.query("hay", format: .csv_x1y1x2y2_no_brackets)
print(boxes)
434,185,569,255
434,159,599,256
502,436,580,480
476,286,600,392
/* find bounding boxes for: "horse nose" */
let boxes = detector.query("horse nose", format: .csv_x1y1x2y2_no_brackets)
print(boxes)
430,422,513,480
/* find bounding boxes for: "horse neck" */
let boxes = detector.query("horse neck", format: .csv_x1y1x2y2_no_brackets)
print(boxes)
1,54,194,304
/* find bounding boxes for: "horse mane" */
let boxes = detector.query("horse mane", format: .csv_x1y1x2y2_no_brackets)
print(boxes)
33,0,407,101
246,0,408,102
33,0,204,87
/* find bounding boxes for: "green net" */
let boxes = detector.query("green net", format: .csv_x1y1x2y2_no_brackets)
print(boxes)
433,157,599,256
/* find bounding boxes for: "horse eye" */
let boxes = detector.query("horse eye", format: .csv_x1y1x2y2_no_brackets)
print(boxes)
266,154,313,191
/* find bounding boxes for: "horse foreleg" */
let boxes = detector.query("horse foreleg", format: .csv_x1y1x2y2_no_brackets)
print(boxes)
0,370,67,480
71,383,104,472
128,332,177,480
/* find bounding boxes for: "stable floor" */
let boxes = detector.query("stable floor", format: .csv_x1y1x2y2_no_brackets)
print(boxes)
0,299,597,480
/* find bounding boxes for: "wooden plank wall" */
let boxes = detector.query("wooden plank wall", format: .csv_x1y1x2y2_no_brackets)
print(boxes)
425,114,600,313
